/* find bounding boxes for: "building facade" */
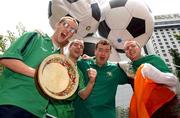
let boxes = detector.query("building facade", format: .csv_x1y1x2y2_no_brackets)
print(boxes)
146,13,180,71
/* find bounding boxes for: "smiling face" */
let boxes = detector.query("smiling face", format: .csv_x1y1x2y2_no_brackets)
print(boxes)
124,40,141,61
53,17,78,48
69,39,84,61
95,40,111,67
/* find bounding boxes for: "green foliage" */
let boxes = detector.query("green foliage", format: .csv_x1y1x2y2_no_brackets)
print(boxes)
16,22,27,37
169,34,180,80
174,34,180,40
0,35,6,52
169,48,180,80
0,22,27,73
6,30,16,44
116,106,129,118
0,22,27,52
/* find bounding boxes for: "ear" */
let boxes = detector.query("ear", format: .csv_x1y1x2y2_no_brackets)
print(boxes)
94,49,97,56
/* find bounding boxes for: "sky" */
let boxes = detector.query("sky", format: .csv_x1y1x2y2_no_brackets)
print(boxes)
0,0,180,36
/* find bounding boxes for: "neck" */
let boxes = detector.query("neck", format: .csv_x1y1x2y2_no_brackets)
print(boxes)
95,61,104,67
59,41,68,48
51,33,68,48
69,56,77,64
132,55,143,61
97,64,103,67
51,36,60,48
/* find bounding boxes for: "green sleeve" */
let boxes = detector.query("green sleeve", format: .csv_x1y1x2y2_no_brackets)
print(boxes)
0,32,37,60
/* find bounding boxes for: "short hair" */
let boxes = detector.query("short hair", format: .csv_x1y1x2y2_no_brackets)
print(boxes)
69,39,84,48
95,40,112,50
58,16,79,28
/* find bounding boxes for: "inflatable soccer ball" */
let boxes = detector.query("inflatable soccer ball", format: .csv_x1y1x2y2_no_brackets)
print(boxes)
48,0,101,38
98,0,154,52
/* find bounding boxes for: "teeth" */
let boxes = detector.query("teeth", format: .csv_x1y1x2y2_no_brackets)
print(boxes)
61,33,67,38
63,33,66,36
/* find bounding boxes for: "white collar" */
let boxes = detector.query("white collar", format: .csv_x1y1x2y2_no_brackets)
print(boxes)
52,43,60,52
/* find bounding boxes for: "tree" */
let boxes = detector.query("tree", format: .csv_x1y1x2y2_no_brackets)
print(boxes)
0,22,27,72
0,22,27,52
0,35,7,52
169,34,180,80
174,34,180,40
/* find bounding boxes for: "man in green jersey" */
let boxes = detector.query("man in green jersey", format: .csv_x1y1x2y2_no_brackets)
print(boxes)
123,40,178,118
74,40,129,118
0,16,81,118
46,39,96,118
67,39,97,101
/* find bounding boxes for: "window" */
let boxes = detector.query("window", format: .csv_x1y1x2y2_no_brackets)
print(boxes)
155,51,159,54
163,54,167,56
165,59,169,62
167,46,170,48
172,42,175,44
173,45,177,48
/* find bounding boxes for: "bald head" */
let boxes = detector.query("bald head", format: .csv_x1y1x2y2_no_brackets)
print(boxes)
123,40,142,61
123,40,141,51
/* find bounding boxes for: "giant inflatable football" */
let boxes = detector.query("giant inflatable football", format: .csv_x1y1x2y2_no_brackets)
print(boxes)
98,0,154,52
48,0,154,53
48,0,101,38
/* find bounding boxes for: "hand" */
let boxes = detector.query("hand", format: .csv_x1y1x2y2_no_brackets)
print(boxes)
81,54,94,60
118,61,135,78
87,68,97,84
